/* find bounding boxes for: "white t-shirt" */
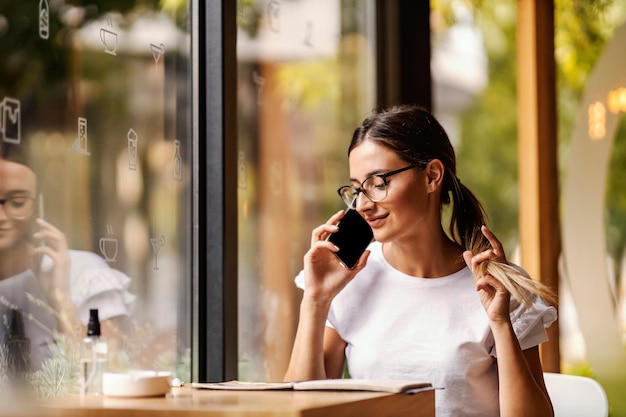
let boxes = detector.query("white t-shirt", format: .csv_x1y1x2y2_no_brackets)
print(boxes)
295,241,557,417
40,250,136,325
0,269,58,370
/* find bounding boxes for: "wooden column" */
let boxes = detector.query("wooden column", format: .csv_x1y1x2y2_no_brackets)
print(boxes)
516,0,560,372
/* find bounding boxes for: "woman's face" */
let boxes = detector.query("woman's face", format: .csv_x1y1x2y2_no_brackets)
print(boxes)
348,140,430,244
0,159,36,252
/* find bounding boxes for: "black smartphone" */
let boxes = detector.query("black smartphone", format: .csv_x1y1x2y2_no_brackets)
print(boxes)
326,208,374,269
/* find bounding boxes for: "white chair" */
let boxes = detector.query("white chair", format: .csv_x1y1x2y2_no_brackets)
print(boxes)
543,372,609,417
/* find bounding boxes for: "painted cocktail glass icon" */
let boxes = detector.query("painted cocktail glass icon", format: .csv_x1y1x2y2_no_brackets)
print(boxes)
128,128,138,170
39,0,49,40
70,117,90,155
150,43,165,66
0,97,21,144
173,140,182,181
100,19,118,56
150,235,165,270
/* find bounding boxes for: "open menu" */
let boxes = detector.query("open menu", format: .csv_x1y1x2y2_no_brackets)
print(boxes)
191,378,432,394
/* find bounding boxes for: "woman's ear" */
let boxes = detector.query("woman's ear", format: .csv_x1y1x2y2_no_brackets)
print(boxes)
425,159,445,192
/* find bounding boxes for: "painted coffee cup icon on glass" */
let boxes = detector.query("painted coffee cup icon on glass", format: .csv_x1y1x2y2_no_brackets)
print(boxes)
99,237,118,263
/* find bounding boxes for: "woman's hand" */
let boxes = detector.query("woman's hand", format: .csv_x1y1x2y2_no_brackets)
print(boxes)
302,210,369,305
32,218,71,294
462,225,510,324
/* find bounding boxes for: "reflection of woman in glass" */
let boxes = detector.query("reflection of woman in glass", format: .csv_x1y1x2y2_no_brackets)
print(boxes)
285,106,557,417
0,144,57,370
0,143,135,369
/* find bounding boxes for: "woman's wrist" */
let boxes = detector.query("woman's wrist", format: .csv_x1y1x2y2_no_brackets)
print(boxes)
302,291,333,312
489,317,513,334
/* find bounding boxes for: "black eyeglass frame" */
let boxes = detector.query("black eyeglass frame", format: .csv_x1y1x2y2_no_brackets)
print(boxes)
337,164,418,208
0,196,36,220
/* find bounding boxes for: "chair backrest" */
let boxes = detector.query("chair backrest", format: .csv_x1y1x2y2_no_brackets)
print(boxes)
543,372,609,417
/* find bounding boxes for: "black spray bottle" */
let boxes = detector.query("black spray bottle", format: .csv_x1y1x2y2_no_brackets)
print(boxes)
80,309,108,396
6,308,31,376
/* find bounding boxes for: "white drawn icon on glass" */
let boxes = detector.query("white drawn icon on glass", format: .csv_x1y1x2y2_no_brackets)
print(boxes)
150,235,165,270
267,0,280,33
99,225,118,263
238,151,247,189
128,128,138,170
237,0,245,19
70,117,91,155
0,97,21,144
39,0,50,40
252,71,265,106
150,43,165,66
270,161,283,195
173,140,182,181
100,18,118,56
304,20,313,47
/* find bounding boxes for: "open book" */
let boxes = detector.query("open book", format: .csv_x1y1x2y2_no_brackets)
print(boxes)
191,378,432,394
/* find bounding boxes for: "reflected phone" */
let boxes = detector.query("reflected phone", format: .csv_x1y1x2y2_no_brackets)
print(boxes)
327,208,373,269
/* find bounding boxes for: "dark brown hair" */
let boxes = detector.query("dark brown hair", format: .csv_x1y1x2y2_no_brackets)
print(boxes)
350,104,485,249
0,142,32,168
349,105,556,306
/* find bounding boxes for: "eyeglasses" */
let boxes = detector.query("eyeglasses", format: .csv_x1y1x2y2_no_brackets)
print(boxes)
337,165,417,209
0,195,35,220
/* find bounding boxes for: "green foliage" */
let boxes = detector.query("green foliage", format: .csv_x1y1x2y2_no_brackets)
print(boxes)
29,333,80,398
433,0,520,252
0,333,78,399
606,116,626,287
0,0,176,98
434,0,626,268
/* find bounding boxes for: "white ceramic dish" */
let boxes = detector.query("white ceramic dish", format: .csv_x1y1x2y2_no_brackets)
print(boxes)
102,370,172,397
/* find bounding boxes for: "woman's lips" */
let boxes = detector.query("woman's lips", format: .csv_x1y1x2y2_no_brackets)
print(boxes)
366,214,388,228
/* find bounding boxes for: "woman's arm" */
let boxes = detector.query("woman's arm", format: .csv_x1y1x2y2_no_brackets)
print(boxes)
463,226,553,417
284,210,368,382
284,298,346,381
492,323,553,417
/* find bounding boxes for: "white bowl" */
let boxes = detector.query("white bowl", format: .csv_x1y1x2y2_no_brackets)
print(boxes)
102,370,172,397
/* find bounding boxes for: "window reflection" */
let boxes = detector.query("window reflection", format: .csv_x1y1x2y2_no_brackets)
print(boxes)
236,0,376,381
0,1,191,397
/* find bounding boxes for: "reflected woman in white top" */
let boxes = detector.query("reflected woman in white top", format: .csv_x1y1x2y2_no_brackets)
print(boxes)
285,105,557,417
0,143,135,370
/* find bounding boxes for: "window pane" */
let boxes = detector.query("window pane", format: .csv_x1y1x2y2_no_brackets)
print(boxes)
0,1,192,396
236,0,377,381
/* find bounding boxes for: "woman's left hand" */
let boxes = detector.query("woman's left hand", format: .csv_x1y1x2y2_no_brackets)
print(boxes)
462,225,511,324
32,218,71,295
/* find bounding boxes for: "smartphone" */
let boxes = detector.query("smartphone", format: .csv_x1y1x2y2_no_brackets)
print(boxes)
326,208,373,269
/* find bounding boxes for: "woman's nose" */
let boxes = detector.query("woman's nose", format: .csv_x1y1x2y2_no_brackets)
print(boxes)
354,191,373,210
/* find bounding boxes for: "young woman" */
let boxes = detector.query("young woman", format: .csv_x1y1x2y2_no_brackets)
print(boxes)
0,143,135,370
284,105,557,417
0,144,58,369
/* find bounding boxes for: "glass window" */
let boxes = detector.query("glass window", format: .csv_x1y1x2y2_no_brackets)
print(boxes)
0,1,192,396
236,0,377,381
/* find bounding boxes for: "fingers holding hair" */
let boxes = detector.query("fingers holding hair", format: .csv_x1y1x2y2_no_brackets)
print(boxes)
480,225,506,262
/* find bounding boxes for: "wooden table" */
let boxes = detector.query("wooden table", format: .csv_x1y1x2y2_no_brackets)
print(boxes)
16,386,435,417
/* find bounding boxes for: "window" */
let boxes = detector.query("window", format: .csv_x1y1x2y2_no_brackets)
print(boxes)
0,1,192,395
235,0,377,381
